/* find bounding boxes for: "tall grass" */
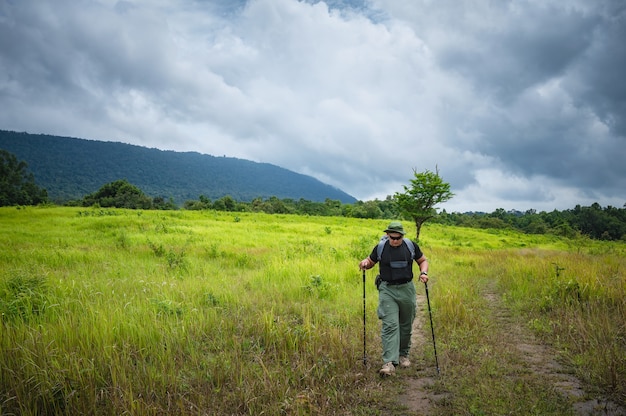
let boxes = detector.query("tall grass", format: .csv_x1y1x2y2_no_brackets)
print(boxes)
1,207,624,414
0,207,382,414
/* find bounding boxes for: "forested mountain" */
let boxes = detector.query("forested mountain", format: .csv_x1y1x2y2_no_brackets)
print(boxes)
0,130,356,204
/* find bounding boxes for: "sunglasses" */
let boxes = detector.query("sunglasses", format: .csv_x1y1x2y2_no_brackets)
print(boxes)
388,235,403,241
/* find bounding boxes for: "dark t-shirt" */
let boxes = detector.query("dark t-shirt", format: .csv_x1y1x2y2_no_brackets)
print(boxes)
369,240,423,282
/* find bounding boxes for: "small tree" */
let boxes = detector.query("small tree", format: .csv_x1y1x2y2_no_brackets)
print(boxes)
82,179,152,209
394,167,454,241
0,150,48,206
213,195,237,211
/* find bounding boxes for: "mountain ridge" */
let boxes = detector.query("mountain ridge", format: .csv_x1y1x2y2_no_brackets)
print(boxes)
0,130,357,204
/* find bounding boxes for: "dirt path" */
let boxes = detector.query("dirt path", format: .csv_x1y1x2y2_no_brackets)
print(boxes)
482,288,625,416
395,292,443,415
394,286,626,415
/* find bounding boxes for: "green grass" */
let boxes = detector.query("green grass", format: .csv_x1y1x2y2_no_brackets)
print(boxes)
0,206,624,415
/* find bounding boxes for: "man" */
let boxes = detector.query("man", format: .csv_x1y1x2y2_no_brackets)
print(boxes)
359,221,429,376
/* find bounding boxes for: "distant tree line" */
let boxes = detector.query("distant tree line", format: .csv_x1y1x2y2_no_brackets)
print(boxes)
182,193,401,218
1,150,625,241
71,178,626,242
433,205,626,241
181,192,626,241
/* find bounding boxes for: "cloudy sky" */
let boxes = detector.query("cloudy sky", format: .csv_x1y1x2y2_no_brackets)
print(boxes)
1,0,624,212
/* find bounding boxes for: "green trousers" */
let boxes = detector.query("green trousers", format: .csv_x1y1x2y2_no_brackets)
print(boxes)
377,280,417,364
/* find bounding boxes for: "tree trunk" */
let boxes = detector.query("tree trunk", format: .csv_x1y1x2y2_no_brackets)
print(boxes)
414,219,424,242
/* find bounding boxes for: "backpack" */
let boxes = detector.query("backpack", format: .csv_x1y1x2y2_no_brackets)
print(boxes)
376,235,416,261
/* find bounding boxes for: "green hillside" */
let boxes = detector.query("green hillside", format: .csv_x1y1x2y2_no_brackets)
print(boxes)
0,130,357,204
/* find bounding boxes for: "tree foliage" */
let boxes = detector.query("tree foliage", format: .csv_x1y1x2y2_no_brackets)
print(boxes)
82,179,153,209
394,168,454,240
0,150,48,206
435,203,626,241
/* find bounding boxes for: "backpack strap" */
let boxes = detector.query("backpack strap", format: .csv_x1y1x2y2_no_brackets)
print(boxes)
405,238,416,258
376,236,416,260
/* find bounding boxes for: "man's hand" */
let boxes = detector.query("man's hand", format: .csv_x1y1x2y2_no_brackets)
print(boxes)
359,258,370,270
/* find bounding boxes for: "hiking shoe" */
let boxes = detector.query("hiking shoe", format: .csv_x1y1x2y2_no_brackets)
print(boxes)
399,356,411,368
379,362,395,376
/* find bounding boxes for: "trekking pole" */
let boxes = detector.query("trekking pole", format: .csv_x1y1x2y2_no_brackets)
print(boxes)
424,281,440,375
362,269,367,366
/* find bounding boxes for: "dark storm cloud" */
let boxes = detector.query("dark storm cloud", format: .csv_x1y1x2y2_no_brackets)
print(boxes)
566,10,626,137
433,3,599,103
375,0,625,210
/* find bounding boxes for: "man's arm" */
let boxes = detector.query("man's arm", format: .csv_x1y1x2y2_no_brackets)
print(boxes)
416,255,429,282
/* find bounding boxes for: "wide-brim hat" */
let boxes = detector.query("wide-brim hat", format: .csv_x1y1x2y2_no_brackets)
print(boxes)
384,221,405,235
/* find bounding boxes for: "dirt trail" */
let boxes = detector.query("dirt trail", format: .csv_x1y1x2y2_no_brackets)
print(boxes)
395,292,443,415
481,288,625,416
394,285,625,415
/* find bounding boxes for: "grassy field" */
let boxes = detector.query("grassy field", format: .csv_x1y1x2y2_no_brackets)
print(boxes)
0,206,624,415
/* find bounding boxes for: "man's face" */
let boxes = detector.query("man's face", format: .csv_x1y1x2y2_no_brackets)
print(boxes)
387,233,403,247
